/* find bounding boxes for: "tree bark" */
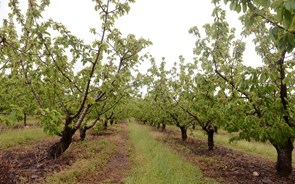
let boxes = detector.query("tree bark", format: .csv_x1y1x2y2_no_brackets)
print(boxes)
161,123,166,132
207,129,214,150
180,127,187,141
47,117,74,159
157,123,160,129
79,128,87,141
23,113,27,127
273,138,294,177
103,120,108,130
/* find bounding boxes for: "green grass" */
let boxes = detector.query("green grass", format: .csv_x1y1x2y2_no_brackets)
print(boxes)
44,139,118,184
0,128,48,149
125,121,217,184
188,128,295,166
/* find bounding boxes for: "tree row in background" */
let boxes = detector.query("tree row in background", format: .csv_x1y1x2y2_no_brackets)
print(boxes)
131,0,295,177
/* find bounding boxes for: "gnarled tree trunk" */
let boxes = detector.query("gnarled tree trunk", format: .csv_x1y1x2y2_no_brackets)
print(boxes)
47,117,74,159
273,138,294,177
48,126,73,159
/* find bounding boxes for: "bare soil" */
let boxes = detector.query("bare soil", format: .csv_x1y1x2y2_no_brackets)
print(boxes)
0,122,132,184
152,127,295,184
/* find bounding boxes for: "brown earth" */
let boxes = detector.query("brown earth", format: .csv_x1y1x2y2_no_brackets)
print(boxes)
0,122,132,184
151,127,295,184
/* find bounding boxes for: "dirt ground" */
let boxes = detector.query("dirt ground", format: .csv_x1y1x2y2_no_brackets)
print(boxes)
0,122,132,184
153,128,295,184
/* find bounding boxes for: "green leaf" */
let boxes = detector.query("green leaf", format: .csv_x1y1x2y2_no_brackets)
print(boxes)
271,0,283,9
283,9,293,28
242,2,248,13
285,0,295,11
230,1,237,11
254,0,271,7
236,4,242,13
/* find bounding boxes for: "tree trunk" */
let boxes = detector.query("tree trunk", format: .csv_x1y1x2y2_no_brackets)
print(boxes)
207,129,214,150
180,127,187,141
110,119,114,125
79,128,87,141
47,117,74,159
157,123,160,129
273,138,294,177
48,126,73,159
23,113,27,127
103,120,108,130
161,123,166,132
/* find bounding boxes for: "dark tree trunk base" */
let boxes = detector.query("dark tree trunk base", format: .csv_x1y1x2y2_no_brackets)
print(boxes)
180,127,188,141
79,128,87,141
161,123,166,132
47,125,73,159
207,130,214,151
273,138,294,177
104,121,108,130
23,113,27,127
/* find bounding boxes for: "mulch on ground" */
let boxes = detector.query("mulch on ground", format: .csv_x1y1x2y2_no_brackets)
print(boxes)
153,128,295,184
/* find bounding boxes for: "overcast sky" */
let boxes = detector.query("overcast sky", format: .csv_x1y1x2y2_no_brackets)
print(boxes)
0,0,262,70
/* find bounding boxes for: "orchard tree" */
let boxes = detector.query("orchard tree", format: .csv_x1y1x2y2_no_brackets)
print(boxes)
192,2,295,176
1,0,150,158
171,59,225,150
145,58,171,130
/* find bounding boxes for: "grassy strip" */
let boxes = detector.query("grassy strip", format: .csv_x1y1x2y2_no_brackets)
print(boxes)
0,128,48,149
125,121,217,184
44,139,118,184
188,128,295,166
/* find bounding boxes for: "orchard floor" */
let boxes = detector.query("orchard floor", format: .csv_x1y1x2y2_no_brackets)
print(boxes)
151,127,295,184
0,121,294,184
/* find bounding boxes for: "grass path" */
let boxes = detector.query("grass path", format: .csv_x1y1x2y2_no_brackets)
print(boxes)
125,121,217,184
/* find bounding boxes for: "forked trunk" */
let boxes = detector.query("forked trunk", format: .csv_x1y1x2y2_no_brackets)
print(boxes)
207,129,214,150
273,138,294,177
180,127,187,141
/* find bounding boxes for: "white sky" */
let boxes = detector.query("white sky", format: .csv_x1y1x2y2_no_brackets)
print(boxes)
0,0,262,71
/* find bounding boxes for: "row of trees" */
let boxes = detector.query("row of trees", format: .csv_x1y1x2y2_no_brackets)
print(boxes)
1,0,295,178
0,0,150,158
131,0,295,177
